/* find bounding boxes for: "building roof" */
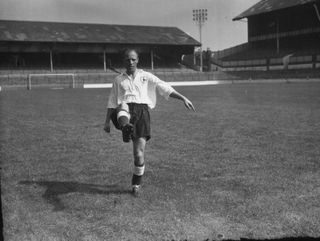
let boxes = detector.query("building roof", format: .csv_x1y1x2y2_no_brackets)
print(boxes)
233,0,319,20
0,20,200,46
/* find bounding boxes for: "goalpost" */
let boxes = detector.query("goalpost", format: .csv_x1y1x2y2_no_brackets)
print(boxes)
27,73,76,90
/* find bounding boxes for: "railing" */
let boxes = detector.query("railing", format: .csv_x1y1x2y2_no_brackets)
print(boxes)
249,27,320,42
228,68,320,80
219,52,320,71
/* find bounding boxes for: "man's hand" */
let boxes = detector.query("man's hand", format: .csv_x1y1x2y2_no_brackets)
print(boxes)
169,91,195,112
104,122,111,133
183,98,196,112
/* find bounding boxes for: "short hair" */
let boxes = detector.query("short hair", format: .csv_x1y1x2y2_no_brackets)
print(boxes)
122,49,139,59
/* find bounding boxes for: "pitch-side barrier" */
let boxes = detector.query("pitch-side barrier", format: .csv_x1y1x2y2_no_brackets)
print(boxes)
2,79,320,91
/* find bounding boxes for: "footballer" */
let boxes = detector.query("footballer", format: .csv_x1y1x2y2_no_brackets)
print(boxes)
104,49,195,196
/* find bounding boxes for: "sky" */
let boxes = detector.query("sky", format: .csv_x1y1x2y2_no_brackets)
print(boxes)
0,0,260,51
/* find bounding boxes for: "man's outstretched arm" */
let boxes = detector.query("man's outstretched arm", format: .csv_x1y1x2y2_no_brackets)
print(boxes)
169,90,195,111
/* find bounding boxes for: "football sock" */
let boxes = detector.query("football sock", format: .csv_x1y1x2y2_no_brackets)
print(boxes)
132,164,145,186
118,115,129,128
117,103,131,128
117,110,130,128
132,175,142,186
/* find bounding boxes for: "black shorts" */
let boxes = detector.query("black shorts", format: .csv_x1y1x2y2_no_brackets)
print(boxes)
110,103,151,141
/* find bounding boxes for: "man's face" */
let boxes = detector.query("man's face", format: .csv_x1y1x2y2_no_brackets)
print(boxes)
124,51,139,73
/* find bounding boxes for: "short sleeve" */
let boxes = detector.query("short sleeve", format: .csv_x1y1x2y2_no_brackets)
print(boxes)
149,73,175,100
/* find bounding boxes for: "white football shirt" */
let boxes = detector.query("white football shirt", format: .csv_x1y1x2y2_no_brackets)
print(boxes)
107,69,175,109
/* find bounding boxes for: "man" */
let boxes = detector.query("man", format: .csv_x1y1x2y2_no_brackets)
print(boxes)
104,49,195,196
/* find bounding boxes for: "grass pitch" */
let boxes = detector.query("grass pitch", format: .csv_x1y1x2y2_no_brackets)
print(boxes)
1,83,320,241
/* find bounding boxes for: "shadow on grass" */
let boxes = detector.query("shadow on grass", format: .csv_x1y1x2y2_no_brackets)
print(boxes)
19,180,132,211
171,237,320,241
236,238,319,241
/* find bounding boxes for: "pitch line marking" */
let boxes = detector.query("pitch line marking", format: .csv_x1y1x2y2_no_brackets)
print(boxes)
82,79,320,89
83,81,223,89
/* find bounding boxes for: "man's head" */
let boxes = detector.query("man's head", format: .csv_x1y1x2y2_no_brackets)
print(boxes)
123,49,139,74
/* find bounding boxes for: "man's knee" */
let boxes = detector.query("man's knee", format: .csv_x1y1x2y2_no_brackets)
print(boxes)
133,147,144,165
117,102,129,113
117,103,130,120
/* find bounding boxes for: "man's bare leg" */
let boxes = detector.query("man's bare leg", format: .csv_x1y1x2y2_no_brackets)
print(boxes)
131,137,146,195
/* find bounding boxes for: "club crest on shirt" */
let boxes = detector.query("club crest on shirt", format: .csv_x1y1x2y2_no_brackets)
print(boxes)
140,76,147,83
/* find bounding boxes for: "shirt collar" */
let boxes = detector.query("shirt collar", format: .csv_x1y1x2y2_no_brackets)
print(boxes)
123,69,143,79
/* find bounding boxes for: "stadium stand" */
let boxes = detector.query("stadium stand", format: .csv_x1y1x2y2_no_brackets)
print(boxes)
0,20,203,89
211,0,320,79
